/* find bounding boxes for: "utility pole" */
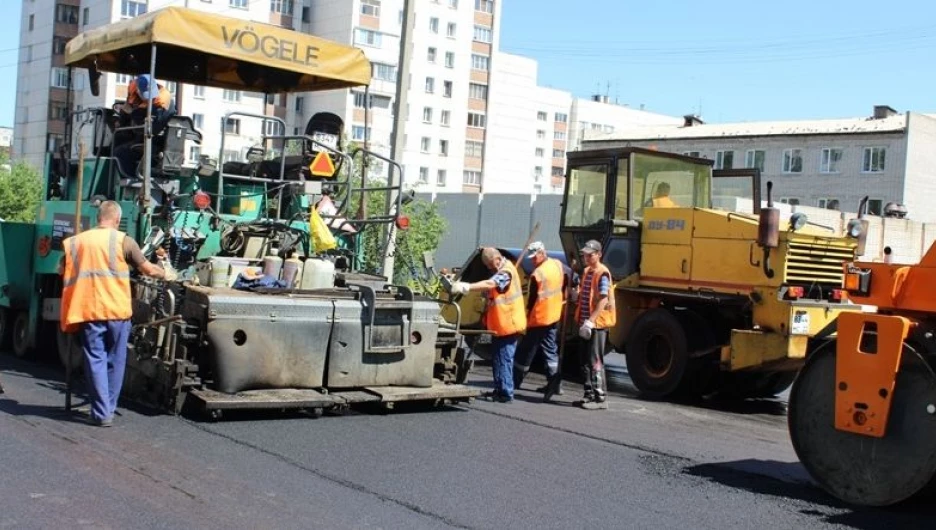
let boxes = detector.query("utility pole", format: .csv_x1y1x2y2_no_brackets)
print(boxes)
383,0,415,279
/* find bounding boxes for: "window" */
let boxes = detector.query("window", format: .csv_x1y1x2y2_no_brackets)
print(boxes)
223,90,242,103
817,198,840,210
264,121,284,136
57,4,80,23
437,169,447,186
475,0,494,13
192,113,204,129
440,110,451,126
445,52,455,68
420,137,431,153
419,167,429,183
551,166,564,177
471,54,490,71
82,7,89,26
51,68,69,88
166,82,178,94
354,28,382,47
116,73,132,84
443,81,453,98
425,77,435,93
536,129,546,139
427,47,437,63
352,126,370,141
439,139,449,156
229,0,248,8
447,22,457,38
373,63,397,82
473,25,492,43
467,113,486,128
193,85,205,99
867,199,883,216
534,166,543,179
223,150,240,163
683,151,700,158
448,0,459,8
820,148,843,173
862,147,886,173
47,133,65,153
464,170,481,185
429,17,439,33
715,150,734,170
52,37,68,55
554,131,566,141
552,149,565,158
465,141,484,158
744,150,765,171
302,6,310,22
189,146,201,163
537,111,547,121
271,0,294,14
353,92,369,108
779,198,800,206
48,102,69,121
224,118,241,135
29,14,34,31
782,148,803,173
361,0,380,16
422,107,433,123
554,112,568,123
535,148,544,157
468,83,487,100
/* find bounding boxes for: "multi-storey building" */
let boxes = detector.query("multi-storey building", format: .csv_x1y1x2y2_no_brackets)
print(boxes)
14,0,679,195
583,106,936,222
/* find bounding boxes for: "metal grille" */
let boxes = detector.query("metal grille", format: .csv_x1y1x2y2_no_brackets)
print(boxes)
785,241,855,287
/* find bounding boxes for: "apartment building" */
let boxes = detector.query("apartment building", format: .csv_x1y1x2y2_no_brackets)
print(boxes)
583,106,936,222
0,127,12,159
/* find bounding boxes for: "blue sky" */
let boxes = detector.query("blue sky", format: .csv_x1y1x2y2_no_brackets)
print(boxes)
1,0,933,126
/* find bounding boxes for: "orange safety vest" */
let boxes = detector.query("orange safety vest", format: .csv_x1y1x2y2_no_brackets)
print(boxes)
60,228,133,332
484,261,527,337
528,258,564,328
652,196,677,208
127,79,172,111
575,262,617,330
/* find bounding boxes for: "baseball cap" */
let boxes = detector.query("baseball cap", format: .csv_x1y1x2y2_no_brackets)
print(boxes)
526,241,545,257
580,240,602,254
136,74,154,100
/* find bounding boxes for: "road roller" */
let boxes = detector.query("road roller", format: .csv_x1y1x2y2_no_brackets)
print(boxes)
788,241,936,506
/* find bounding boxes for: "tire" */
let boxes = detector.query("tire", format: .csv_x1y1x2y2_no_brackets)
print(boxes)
625,308,689,399
11,312,32,359
0,307,9,351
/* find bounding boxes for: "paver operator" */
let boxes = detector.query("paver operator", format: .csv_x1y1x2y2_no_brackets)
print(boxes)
60,201,176,426
449,247,527,403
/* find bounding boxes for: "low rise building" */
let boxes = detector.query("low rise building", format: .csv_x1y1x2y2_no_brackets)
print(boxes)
583,106,936,222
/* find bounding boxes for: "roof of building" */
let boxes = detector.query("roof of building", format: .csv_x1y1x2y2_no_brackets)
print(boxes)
584,113,908,143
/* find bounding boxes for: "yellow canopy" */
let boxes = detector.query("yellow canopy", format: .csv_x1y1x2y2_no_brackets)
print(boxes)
64,6,371,93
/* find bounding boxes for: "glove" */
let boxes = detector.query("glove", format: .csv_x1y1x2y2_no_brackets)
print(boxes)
578,320,594,340
450,281,470,295
160,260,179,282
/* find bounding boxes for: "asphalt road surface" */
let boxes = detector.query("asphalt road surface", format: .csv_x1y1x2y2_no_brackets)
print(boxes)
1,352,932,530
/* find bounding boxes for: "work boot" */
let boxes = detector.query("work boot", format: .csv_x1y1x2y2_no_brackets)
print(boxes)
580,400,608,410
536,379,564,396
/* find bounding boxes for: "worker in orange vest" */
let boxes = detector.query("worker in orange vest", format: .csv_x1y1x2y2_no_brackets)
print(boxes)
574,240,617,410
114,74,174,179
60,201,176,426
449,247,527,403
513,241,569,402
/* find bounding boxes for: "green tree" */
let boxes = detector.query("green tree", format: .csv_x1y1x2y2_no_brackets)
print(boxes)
0,154,43,223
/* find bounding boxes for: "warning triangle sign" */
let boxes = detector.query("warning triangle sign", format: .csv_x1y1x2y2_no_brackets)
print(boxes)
309,151,336,178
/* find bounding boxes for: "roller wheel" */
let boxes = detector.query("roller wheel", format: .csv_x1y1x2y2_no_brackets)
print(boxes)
789,342,936,506
57,328,84,373
11,312,32,358
625,309,689,399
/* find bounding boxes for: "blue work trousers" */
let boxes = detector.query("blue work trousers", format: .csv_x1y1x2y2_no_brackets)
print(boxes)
81,320,131,422
513,324,559,387
491,334,520,400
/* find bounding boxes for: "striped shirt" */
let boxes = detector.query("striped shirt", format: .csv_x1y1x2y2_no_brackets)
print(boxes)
578,270,609,324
